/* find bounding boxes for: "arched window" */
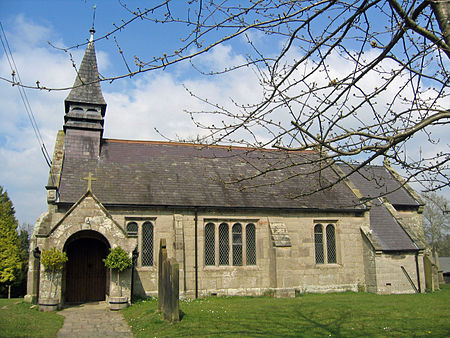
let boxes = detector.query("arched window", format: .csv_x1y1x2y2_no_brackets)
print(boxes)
246,223,256,265
142,222,153,266
126,222,138,237
205,223,215,266
326,224,337,264
219,223,229,265
232,223,242,266
314,224,324,264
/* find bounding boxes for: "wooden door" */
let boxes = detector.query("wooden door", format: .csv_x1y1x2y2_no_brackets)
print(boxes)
65,238,108,303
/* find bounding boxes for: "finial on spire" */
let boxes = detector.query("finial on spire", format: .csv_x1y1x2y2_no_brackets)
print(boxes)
90,5,97,42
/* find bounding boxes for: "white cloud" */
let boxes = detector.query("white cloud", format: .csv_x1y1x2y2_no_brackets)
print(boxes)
0,17,75,225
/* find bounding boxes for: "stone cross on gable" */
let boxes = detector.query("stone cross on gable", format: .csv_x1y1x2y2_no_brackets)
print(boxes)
83,172,97,192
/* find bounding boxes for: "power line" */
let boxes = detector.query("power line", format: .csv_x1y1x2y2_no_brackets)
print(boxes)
0,21,52,168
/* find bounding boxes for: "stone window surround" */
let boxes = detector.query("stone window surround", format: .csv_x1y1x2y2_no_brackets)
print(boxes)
125,217,156,269
203,219,259,269
313,219,340,266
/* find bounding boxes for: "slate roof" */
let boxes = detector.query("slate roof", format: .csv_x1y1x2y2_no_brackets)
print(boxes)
58,140,364,211
368,200,418,251
65,36,106,112
340,164,419,251
339,165,421,207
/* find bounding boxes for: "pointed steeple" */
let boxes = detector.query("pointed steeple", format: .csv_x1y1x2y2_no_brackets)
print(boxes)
64,28,106,115
63,28,106,159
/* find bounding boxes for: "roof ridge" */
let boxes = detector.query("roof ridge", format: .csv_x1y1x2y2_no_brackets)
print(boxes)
338,163,385,169
102,138,317,153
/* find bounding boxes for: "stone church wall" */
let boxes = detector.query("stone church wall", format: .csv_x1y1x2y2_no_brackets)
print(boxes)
267,213,366,295
396,209,426,248
361,234,378,293
116,208,367,298
374,252,425,294
27,194,427,303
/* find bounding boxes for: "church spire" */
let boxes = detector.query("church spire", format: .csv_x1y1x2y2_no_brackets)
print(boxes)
64,28,106,115
63,28,106,159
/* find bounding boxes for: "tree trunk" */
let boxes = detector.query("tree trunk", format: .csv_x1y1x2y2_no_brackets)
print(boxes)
8,285,11,299
431,0,450,58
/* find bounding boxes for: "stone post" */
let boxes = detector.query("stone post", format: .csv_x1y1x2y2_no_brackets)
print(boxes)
163,258,180,322
158,238,180,322
158,239,167,311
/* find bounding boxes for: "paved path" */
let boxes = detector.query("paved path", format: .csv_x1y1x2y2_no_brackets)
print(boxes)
57,302,134,337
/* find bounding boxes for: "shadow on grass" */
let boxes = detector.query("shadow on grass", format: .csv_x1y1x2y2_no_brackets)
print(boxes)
293,308,353,337
179,309,185,320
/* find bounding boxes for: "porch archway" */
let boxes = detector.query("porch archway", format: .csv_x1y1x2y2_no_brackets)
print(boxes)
64,230,110,303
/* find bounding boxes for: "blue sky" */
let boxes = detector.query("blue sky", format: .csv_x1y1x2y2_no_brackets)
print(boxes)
1,1,448,226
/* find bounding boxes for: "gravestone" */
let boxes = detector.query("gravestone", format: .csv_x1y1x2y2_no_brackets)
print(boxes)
158,239,180,322
158,239,168,311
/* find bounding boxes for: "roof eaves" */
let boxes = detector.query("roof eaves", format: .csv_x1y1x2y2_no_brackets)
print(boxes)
55,201,365,213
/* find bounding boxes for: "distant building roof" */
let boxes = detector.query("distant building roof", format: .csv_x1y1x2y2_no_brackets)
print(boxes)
439,257,450,273
58,140,364,211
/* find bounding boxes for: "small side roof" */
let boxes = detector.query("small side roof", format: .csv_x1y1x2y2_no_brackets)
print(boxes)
369,200,418,251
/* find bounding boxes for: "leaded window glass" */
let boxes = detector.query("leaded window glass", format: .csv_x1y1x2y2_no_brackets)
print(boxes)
232,223,242,266
205,223,215,266
326,224,337,264
126,222,138,237
206,221,257,267
219,223,229,265
314,224,324,264
142,221,153,266
246,223,256,265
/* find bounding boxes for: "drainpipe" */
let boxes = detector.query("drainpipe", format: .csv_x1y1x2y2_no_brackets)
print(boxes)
415,252,421,293
194,208,198,299
130,247,139,304
33,247,41,305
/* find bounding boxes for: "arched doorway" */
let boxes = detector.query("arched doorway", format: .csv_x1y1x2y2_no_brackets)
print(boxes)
64,230,110,303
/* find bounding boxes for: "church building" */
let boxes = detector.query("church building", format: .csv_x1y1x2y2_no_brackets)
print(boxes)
26,30,431,307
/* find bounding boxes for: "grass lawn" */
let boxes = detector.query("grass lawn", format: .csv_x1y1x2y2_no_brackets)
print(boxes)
123,285,450,337
0,299,64,337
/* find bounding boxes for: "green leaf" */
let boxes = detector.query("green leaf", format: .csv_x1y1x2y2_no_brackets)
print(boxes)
103,246,132,272
41,248,68,272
